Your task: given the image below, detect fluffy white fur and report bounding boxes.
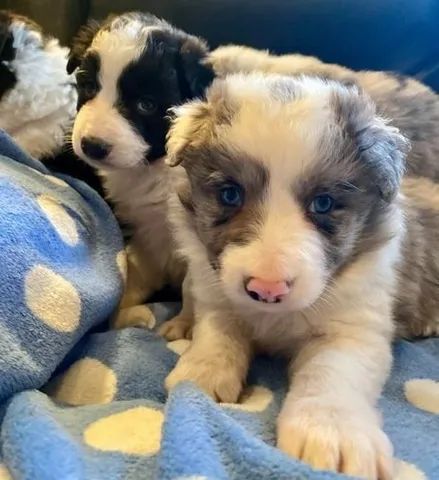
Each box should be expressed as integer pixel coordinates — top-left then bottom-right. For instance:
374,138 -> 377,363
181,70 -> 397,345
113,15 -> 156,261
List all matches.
165,74 -> 405,479
0,18 -> 76,159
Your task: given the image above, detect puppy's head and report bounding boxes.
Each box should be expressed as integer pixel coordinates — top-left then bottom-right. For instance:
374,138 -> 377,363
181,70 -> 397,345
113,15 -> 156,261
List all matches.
168,74 -> 408,313
68,12 -> 213,170
0,10 -> 66,100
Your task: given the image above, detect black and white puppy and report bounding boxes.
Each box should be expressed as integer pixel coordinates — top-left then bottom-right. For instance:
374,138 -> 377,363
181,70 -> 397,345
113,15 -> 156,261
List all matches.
0,11 -> 104,194
67,12 -> 214,331
0,10 -> 76,159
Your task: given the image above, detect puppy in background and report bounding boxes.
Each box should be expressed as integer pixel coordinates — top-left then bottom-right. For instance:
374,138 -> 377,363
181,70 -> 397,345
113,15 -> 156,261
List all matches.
67,12 -> 439,337
165,73 -> 439,478
0,11 -> 76,160
207,45 -> 439,188
0,11 -> 106,194
67,12 -> 213,333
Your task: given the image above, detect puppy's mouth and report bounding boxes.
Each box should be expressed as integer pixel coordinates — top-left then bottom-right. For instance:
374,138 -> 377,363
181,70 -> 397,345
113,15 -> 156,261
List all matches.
78,151 -> 146,171
235,291 -> 318,316
237,294 -> 294,314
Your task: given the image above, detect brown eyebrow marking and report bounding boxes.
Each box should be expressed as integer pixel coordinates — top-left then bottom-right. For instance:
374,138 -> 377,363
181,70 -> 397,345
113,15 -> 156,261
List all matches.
178,142 -> 269,266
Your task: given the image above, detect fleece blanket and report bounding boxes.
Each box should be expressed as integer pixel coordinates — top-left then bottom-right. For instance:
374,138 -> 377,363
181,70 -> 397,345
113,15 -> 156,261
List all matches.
0,132 -> 438,480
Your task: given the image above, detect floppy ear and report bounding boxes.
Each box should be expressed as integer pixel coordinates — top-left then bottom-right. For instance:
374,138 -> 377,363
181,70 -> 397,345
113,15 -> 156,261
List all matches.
357,118 -> 409,202
177,34 -> 214,99
334,85 -> 409,202
67,20 -> 101,74
166,100 -> 212,167
167,78 -> 236,167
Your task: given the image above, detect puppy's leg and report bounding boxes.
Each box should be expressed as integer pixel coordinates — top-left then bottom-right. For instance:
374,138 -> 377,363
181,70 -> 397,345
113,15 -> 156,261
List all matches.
165,306 -> 251,403
277,317 -> 393,480
119,243 -> 160,308
112,244 -> 162,330
158,273 -> 194,340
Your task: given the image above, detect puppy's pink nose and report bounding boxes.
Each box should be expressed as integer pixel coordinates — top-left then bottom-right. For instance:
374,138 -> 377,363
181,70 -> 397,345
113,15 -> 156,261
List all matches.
245,278 -> 290,303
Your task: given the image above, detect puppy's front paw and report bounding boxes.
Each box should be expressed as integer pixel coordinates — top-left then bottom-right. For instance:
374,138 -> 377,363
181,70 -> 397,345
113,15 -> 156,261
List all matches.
112,305 -> 156,330
165,351 -> 243,403
158,315 -> 193,341
277,401 -> 393,480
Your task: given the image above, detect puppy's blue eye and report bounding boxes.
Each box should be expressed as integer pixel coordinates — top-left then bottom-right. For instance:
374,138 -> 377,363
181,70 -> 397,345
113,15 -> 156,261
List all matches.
219,184 -> 243,207
310,194 -> 334,214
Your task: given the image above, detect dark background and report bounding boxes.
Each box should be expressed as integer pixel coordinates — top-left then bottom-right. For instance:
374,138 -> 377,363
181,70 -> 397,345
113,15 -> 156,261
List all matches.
2,0 -> 439,90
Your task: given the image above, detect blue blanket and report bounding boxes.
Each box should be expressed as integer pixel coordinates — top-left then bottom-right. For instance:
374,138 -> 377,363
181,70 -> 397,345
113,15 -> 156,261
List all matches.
0,132 -> 437,480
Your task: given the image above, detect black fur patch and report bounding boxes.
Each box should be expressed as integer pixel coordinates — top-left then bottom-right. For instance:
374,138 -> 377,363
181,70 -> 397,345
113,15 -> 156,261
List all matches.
0,11 -> 16,99
76,52 -> 101,110
67,19 -> 101,75
116,27 -> 213,161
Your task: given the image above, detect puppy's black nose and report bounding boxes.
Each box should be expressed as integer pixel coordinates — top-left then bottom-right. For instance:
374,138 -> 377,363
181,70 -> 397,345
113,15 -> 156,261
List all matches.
81,137 -> 112,161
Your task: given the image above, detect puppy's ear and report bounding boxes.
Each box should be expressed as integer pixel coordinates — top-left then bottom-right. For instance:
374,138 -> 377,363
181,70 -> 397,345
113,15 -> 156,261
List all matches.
177,34 -> 214,99
67,20 -> 101,74
167,78 -> 236,167
334,85 -> 409,202
166,100 -> 212,167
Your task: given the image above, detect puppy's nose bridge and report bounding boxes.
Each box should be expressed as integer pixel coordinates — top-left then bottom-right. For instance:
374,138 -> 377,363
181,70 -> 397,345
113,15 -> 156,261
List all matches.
84,94 -> 115,119
258,214 -> 294,253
